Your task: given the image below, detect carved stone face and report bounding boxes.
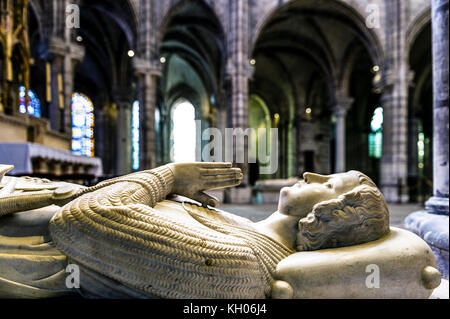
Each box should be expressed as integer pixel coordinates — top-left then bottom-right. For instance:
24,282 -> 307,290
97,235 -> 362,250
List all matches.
278,172 -> 361,218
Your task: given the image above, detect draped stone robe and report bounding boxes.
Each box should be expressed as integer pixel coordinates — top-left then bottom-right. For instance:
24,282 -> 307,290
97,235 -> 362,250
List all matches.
0,166 -> 292,298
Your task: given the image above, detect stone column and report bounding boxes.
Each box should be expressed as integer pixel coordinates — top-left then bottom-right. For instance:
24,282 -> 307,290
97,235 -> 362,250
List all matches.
408,117 -> 420,201
216,88 -> 228,133
295,119 -> 304,177
114,89 -> 132,175
41,0 -> 84,135
229,0 -> 249,129
226,0 -> 252,203
45,37 -> 85,134
295,93 -> 307,176
379,81 -> 410,203
48,54 -> 64,131
134,0 -> 160,170
229,0 -> 250,179
63,43 -> 85,135
287,121 -> 295,178
134,58 -> 161,170
95,109 -> 106,169
333,95 -> 354,173
380,0 -> 411,203
429,0 -> 449,211
405,0 -> 449,280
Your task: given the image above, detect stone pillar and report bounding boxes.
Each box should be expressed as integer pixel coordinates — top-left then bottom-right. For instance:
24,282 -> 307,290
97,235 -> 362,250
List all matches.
40,0 -> 84,135
0,0 -> 30,115
408,117 -> 420,201
45,37 -> 85,134
114,89 -> 132,175
295,119 -> 304,177
429,0 -> 449,210
48,54 -> 64,131
225,0 -> 252,203
380,0 -> 411,203
287,121 -> 294,178
379,82 -> 410,203
333,95 -> 354,173
63,43 -> 85,134
280,124 -> 286,178
405,0 -> 449,279
228,0 -> 250,180
295,93 -> 307,176
134,58 -> 161,170
229,0 -> 249,129
116,106 -> 132,174
216,88 -> 228,133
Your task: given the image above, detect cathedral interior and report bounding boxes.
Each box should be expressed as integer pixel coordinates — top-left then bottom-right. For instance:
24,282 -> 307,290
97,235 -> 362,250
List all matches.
0,0 -> 449,300
0,0 -> 441,205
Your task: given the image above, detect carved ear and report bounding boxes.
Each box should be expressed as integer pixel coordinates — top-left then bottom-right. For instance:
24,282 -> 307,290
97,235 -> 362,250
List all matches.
0,165 -> 14,182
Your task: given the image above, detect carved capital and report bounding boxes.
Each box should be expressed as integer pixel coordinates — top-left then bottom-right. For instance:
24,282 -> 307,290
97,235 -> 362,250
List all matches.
381,69 -> 397,92
112,87 -> 132,107
69,43 -> 85,64
133,58 -> 162,77
246,64 -> 255,80
225,58 -> 253,80
380,68 -> 415,92
43,37 -> 85,64
333,95 -> 354,117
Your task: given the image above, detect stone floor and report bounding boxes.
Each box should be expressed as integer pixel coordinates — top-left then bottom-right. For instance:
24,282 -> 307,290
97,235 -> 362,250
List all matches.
219,202 -> 449,299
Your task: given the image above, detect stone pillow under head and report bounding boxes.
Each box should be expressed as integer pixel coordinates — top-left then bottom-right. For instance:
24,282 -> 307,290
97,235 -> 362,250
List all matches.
273,227 -> 441,299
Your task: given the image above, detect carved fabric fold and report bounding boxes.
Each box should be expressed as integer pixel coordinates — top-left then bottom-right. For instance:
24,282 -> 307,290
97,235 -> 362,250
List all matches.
49,166 -> 292,298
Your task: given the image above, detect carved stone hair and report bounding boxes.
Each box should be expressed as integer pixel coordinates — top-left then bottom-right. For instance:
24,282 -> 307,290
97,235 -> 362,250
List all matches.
296,171 -> 390,251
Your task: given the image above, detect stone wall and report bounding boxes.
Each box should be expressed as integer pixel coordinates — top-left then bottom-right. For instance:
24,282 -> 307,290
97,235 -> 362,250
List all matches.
0,113 -> 70,151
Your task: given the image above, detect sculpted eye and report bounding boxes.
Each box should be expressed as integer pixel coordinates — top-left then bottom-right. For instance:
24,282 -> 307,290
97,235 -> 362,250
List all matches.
325,182 -> 333,189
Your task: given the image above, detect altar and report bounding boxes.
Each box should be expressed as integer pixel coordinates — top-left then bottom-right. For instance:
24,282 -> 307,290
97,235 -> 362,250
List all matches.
0,143 -> 103,185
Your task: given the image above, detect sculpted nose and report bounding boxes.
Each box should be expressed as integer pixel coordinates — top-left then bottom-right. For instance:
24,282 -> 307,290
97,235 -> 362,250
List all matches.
303,172 -> 329,184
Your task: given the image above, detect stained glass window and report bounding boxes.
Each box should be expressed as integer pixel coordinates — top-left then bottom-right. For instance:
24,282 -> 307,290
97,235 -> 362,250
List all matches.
418,132 -> 425,170
369,107 -> 383,159
19,86 -> 41,117
155,107 -> 162,163
171,101 -> 196,163
72,93 -> 95,157
132,100 -> 140,170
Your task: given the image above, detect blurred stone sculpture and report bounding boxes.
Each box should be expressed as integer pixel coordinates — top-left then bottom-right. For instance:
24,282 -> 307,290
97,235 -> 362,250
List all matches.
0,163 -> 441,299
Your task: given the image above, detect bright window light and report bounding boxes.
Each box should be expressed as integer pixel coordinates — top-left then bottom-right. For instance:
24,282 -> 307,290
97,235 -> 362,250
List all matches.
132,101 -> 140,170
72,92 -> 95,157
369,107 -> 383,159
172,101 -> 196,163
19,86 -> 41,117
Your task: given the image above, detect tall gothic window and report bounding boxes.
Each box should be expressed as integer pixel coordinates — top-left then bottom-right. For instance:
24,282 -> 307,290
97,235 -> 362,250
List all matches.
19,86 -> 41,117
155,107 -> 162,163
72,92 -> 94,157
132,100 -> 140,170
171,100 -> 196,163
417,131 -> 425,170
369,107 -> 383,159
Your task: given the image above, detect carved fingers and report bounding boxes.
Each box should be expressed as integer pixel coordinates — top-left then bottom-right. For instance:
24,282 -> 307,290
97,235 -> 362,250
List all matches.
198,162 -> 233,169
199,167 -> 243,190
170,162 -> 242,206
190,191 -> 220,207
